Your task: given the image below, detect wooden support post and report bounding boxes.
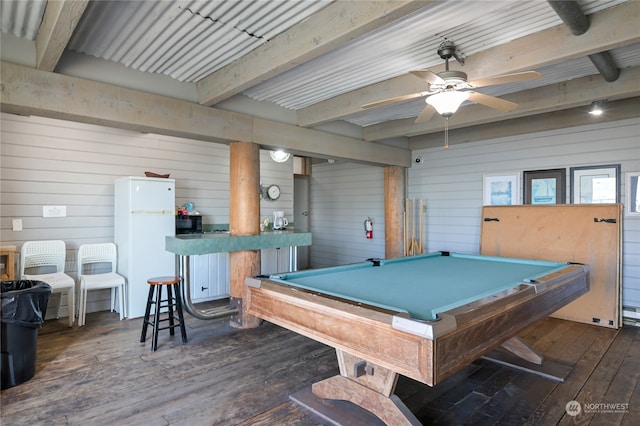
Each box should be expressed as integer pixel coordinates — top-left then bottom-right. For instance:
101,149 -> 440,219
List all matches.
384,166 -> 406,259
229,141 -> 262,329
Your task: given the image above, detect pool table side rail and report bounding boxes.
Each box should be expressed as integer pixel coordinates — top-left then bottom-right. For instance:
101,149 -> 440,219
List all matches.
245,277 -> 437,384
435,264 -> 590,329
434,264 -> 590,382
245,263 -> 589,386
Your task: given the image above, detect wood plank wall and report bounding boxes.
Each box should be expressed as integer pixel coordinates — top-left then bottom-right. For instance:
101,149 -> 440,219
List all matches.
408,117 -> 640,309
309,161 -> 386,268
0,112 -> 293,318
2,113 -> 638,312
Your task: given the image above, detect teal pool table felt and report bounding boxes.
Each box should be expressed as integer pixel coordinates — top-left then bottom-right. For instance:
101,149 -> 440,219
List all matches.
270,252 -> 570,321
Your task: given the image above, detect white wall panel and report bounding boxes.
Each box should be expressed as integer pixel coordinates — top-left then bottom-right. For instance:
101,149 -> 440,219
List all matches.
0,112 -> 292,319
259,150 -> 294,223
409,118 -> 640,309
309,161 -> 385,269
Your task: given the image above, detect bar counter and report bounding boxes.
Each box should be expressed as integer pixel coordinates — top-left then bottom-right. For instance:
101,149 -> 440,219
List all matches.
165,229 -> 312,320
165,229 -> 312,256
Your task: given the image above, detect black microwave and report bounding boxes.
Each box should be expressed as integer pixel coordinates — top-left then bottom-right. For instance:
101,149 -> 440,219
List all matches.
176,214 -> 203,234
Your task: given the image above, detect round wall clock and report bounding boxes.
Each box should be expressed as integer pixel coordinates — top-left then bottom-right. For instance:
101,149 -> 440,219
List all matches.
267,184 -> 281,200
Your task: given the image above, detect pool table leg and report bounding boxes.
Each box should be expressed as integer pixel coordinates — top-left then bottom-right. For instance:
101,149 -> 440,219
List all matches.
501,336 -> 543,365
312,349 -> 421,426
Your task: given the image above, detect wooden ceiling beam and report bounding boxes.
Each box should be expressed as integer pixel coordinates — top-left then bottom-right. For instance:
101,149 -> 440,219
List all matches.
252,117 -> 410,167
297,1 -> 640,127
0,61 -> 410,167
409,97 -> 640,150
195,1 -> 430,107
35,0 -> 89,72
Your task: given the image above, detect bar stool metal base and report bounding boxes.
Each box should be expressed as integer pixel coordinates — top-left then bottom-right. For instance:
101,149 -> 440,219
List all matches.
140,276 -> 188,351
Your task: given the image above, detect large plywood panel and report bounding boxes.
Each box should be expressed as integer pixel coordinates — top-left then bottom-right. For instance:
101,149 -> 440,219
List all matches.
480,204 -> 622,328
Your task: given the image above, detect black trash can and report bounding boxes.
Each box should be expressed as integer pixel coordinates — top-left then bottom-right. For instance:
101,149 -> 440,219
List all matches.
1,280 -> 52,390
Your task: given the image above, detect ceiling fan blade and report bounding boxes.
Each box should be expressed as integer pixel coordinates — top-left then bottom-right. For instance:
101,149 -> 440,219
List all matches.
410,69 -> 446,85
467,91 -> 518,112
362,92 -> 427,109
414,104 -> 436,123
469,71 -> 541,88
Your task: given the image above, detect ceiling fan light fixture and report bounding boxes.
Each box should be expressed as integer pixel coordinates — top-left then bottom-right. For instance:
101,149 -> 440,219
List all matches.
589,100 -> 607,116
269,150 -> 291,163
426,91 -> 469,117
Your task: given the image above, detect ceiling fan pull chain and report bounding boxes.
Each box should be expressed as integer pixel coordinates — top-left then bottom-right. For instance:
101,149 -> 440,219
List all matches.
444,117 -> 449,150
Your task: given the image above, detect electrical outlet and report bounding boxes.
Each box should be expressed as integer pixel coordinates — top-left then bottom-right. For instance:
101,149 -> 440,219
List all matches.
12,219 -> 23,231
43,206 -> 66,218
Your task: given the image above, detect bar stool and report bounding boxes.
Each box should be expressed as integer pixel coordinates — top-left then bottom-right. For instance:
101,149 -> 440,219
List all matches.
140,276 -> 188,352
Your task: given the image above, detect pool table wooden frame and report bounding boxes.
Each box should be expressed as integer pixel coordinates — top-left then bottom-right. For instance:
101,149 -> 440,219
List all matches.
245,253 -> 589,425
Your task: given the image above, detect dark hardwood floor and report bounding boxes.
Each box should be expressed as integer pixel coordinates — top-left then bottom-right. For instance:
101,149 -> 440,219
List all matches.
1,301 -> 638,425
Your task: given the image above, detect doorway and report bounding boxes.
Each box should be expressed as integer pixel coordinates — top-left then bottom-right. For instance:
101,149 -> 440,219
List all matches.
293,175 -> 310,270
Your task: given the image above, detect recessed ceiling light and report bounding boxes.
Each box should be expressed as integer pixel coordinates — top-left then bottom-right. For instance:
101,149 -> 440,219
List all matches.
589,100 -> 607,116
270,150 -> 290,163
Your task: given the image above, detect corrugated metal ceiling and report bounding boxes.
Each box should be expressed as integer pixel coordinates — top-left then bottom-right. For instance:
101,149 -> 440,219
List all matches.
244,1 -> 558,107
67,0 -> 333,83
0,0 -> 635,129
0,0 -> 46,40
243,0 -> 629,111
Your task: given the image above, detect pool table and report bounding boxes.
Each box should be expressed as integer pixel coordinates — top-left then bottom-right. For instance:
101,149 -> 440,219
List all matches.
245,251 -> 589,425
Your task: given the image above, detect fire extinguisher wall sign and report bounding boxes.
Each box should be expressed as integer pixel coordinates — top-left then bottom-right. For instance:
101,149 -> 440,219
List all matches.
364,217 -> 373,239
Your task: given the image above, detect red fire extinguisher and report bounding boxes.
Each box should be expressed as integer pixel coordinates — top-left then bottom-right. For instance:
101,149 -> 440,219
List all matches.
364,217 -> 373,239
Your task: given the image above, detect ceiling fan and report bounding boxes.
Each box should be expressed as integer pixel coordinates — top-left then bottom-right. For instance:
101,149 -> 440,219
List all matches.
363,41 -> 542,123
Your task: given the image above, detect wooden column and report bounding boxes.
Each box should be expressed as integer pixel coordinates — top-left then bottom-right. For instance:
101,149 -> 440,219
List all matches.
384,166 -> 406,259
229,141 -> 262,329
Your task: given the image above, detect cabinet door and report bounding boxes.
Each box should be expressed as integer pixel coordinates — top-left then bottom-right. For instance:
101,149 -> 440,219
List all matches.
277,248 -> 291,273
208,253 -> 230,299
190,255 -> 210,300
261,248 -> 291,275
261,249 -> 275,275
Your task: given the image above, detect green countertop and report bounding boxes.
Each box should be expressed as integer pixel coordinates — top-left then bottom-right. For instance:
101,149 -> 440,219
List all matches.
165,229 -> 312,256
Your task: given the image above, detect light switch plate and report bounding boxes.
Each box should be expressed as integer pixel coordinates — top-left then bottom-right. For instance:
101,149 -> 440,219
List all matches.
43,206 -> 67,218
12,219 -> 23,231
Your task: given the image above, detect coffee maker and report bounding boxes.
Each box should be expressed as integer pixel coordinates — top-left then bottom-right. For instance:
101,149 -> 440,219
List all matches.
273,211 -> 289,230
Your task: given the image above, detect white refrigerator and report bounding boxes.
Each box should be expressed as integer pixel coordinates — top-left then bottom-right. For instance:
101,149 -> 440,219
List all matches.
114,176 -> 176,318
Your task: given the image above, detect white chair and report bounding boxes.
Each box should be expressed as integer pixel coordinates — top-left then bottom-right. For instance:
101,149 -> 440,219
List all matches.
77,243 -> 126,327
20,240 -> 75,327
